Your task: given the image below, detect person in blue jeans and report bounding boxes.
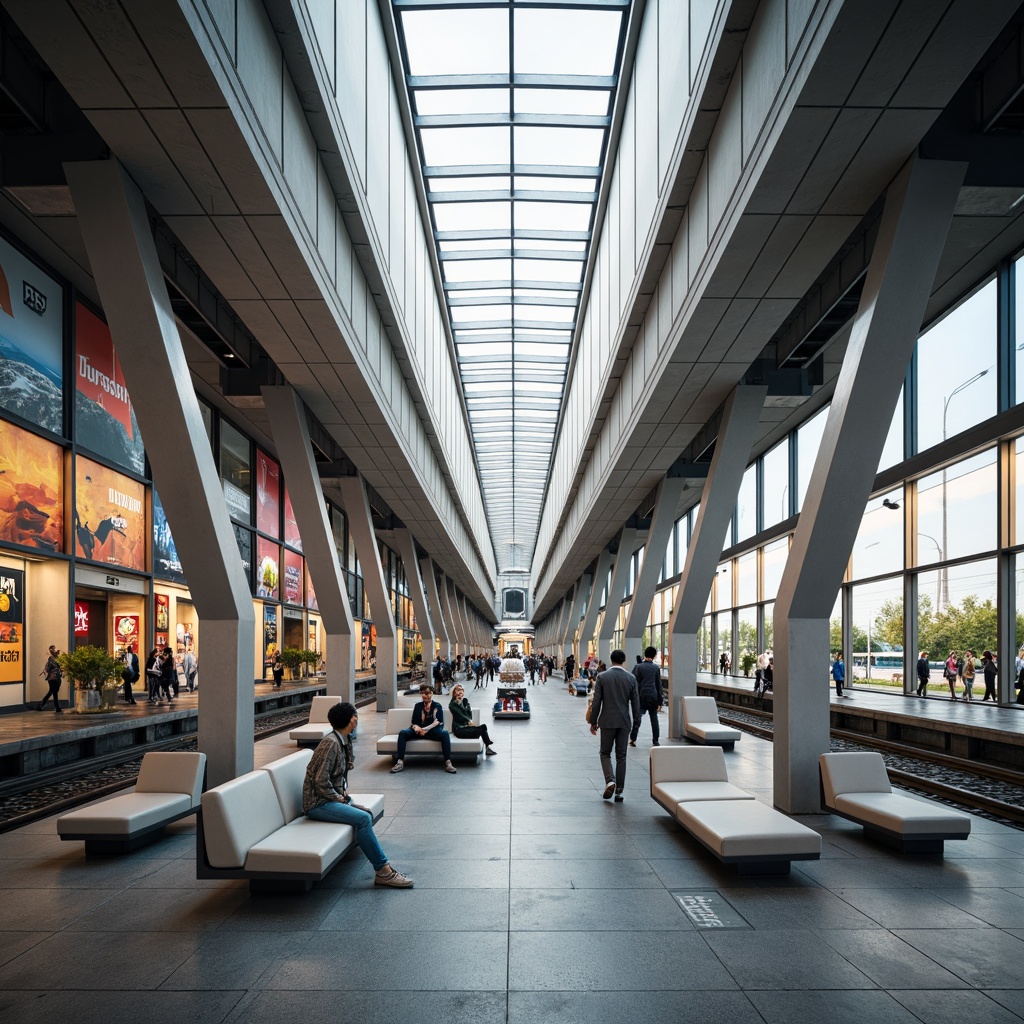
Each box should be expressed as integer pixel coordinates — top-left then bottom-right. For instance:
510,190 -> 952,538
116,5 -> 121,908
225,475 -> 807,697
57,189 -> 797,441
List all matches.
302,701 -> 413,888
832,652 -> 847,698
390,683 -> 458,774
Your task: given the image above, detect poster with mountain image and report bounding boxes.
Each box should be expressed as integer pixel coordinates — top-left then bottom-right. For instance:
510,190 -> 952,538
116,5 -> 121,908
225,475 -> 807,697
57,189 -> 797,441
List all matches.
0,236 -> 63,435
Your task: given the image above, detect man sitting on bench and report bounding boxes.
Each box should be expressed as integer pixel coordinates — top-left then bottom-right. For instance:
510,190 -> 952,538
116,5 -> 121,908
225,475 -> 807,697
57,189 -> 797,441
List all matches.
390,684 -> 458,774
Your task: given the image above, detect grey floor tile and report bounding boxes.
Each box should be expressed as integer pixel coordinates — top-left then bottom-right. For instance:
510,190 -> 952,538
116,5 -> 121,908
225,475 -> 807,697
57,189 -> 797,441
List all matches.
128,857 -> 249,891
509,888 -> 692,931
703,928 -> 875,989
508,931 -> 736,990
509,858 -> 665,889
64,885 -> 249,932
0,855 -> 172,890
815,928 -> 969,989
266,932 -> 508,990
0,932 -> 49,968
241,990 -> 508,1024
376,834 -> 510,861
987,991 -> 1024,1018
0,989 -> 243,1024
749,989 -> 922,1023
891,989 -> 1024,1023
927,886 -> 1024,927
893,928 -> 1024,988
217,888 -> 342,930
510,815 -> 626,835
510,833 -> 641,860
320,887 -> 509,931
507,990 -> 763,1024
717,888 -> 880,930
0,887 -> 117,931
160,930 -> 312,990
832,887 -> 991,929
382,815 -> 511,835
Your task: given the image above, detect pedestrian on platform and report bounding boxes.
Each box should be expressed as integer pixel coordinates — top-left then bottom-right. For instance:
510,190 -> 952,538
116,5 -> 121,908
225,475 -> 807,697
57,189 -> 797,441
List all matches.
916,650 -> 930,697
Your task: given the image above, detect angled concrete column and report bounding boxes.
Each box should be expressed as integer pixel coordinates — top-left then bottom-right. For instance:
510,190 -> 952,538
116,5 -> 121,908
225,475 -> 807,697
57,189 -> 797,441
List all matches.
459,594 -> 474,651
562,578 -> 588,662
66,159 -> 255,787
598,527 -> 638,664
668,385 -> 768,736
447,578 -> 467,655
625,476 -> 686,656
439,575 -> 459,657
338,476 -> 397,712
553,595 -> 572,657
262,386 -> 355,702
421,557 -> 449,659
578,549 -> 612,664
774,157 -> 965,812
394,529 -> 434,669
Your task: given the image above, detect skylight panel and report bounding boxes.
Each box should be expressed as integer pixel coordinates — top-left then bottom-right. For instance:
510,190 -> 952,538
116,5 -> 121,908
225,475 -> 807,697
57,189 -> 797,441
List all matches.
429,176 -> 511,194
512,259 -> 583,283
433,202 -> 511,233
401,8 -> 509,76
514,176 -> 598,193
513,126 -> 605,167
514,202 -> 592,233
515,89 -> 612,117
415,88 -> 511,117
442,259 -> 512,281
420,127 -> 510,167
513,9 -> 623,76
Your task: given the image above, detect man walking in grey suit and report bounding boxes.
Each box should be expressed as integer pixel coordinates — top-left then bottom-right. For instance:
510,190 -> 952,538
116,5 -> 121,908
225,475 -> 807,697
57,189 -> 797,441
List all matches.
589,649 -> 641,802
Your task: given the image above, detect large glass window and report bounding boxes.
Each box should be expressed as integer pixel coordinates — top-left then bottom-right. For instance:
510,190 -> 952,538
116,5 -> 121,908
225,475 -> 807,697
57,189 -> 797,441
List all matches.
851,576 -> 906,688
736,551 -> 757,606
796,406 -> 828,511
737,608 -> 756,674
917,449 -> 997,567
220,419 -> 251,524
716,610 -> 732,672
763,537 -> 789,600
851,489 -> 904,580
736,464 -> 757,542
762,439 -> 790,529
916,280 -> 997,452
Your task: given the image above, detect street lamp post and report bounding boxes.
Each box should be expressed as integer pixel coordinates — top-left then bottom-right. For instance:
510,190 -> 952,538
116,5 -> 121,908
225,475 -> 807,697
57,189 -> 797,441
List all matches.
940,369 -> 989,609
919,532 -> 943,610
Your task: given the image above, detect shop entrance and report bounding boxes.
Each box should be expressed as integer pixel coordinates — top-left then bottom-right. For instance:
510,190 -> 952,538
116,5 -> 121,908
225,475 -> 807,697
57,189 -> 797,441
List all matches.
74,588 -> 108,650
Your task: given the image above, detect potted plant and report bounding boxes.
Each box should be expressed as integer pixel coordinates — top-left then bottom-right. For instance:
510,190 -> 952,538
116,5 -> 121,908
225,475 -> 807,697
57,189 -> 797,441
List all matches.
740,651 -> 756,677
59,645 -> 124,713
301,649 -> 322,675
280,647 -> 306,680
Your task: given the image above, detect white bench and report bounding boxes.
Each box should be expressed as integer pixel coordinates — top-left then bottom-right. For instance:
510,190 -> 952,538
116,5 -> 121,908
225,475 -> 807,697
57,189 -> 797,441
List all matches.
376,707 -> 484,764
649,745 -> 820,875
289,695 -> 341,747
819,751 -> 971,854
649,746 -> 754,814
196,749 -> 383,892
682,696 -> 742,749
57,751 -> 206,855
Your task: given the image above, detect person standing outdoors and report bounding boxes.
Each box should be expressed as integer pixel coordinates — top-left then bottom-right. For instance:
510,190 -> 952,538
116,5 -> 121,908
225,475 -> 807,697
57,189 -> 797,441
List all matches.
832,652 -> 846,699
37,645 -> 63,713
944,650 -> 959,700
589,649 -> 640,802
981,650 -> 997,702
629,646 -> 662,748
915,650 -> 930,697
121,646 -> 139,705
961,650 -> 976,702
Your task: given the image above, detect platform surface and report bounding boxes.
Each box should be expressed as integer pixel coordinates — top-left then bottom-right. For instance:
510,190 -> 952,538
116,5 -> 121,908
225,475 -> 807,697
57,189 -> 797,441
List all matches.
0,676 -> 1022,1024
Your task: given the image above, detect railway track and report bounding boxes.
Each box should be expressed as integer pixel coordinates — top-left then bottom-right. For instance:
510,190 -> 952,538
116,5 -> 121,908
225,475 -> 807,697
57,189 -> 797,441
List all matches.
715,702 -> 1024,829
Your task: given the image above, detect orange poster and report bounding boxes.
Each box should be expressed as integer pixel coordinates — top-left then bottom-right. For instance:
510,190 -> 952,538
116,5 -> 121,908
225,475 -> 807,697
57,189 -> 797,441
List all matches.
0,420 -> 63,553
74,455 -> 146,570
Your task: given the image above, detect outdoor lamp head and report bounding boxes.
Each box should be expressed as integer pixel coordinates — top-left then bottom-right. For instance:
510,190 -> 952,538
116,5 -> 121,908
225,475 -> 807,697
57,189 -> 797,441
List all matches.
882,498 -> 900,510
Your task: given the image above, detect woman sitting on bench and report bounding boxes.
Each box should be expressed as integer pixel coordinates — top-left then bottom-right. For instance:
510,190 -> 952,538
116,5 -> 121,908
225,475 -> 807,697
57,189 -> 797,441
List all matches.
448,683 -> 497,756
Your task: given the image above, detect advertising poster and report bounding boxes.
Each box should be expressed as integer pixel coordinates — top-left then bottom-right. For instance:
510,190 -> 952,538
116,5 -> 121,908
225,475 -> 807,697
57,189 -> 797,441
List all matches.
153,490 -> 185,583
74,601 -> 89,638
256,536 -> 279,599
263,603 -> 278,670
306,569 -> 318,611
283,548 -> 303,605
114,613 -> 139,653
0,565 -> 24,684
234,524 -> 253,593
0,235 -> 64,435
75,302 -> 145,475
255,449 -> 280,537
283,486 -> 302,550
155,592 -> 169,634
0,419 -> 63,553
74,456 -> 146,570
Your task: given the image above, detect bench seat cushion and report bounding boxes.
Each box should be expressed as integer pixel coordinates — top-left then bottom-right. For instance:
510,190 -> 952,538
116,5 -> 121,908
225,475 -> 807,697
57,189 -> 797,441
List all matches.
652,781 -> 753,812
289,723 -> 332,742
675,799 -> 822,859
686,724 -> 743,743
245,818 -> 355,874
346,793 -> 385,821
834,792 -> 971,837
376,734 -> 483,756
57,793 -> 192,836
202,771 -> 286,868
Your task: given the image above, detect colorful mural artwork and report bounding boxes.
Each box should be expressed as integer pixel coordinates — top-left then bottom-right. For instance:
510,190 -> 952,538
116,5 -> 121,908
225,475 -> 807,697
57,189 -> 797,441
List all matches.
0,420 -> 63,553
73,455 -> 145,570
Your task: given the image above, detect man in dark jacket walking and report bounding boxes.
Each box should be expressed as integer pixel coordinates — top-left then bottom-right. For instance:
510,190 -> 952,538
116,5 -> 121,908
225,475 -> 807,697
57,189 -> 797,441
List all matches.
629,646 -> 663,747
37,645 -> 63,713
589,649 -> 640,801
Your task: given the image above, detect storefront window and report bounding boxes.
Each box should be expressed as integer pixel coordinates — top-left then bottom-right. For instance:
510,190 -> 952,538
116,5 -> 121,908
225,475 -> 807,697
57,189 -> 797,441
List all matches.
220,420 -> 251,523
916,279 -> 997,453
256,536 -> 280,600
153,490 -> 184,583
283,549 -> 303,605
233,524 -> 253,593
851,489 -> 903,580
255,450 -> 281,537
762,438 -> 789,529
917,449 -> 997,565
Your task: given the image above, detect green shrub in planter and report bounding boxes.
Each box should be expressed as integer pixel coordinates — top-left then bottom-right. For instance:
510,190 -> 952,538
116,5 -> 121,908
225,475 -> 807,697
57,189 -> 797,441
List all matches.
740,651 -> 756,677
58,645 -> 124,714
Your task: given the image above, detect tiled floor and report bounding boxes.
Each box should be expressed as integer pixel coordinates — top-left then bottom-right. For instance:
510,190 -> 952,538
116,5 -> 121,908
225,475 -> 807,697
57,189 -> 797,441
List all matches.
1,680 -> 1022,1023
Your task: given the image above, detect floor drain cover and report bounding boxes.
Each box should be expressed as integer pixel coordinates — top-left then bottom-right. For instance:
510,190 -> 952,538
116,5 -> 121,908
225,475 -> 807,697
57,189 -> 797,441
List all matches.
671,890 -> 751,929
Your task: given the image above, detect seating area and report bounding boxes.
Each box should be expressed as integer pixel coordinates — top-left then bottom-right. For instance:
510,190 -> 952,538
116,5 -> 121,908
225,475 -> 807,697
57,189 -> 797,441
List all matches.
197,749 -> 384,891
819,750 -> 972,853
288,694 -> 341,747
56,751 -> 206,855
650,745 -> 821,874
375,706 -> 485,763
681,695 -> 743,748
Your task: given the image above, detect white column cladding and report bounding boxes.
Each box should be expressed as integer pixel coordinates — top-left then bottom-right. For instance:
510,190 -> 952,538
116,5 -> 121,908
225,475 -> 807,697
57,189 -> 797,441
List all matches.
774,157 -> 966,813
394,528 -> 434,672
597,527 -> 638,665
439,573 -> 459,659
338,475 -> 397,712
262,386 -> 355,702
421,557 -> 449,659
578,548 -> 612,664
624,476 -> 686,657
667,385 -> 767,738
65,159 -> 255,787
562,577 -> 588,662
446,577 -> 468,656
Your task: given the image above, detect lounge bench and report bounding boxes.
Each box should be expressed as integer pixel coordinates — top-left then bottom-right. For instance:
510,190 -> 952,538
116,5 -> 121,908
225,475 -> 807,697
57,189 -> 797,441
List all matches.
197,749 -> 383,892
819,751 -> 971,854
649,746 -> 820,875
682,696 -> 742,749
289,695 -> 341,747
376,707 -> 484,763
649,746 -> 755,814
57,751 -> 206,855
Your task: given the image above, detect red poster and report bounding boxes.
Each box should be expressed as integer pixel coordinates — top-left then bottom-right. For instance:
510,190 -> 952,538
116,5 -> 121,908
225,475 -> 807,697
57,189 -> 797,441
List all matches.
283,549 -> 303,605
283,486 -> 302,550
75,302 -> 135,440
74,601 -> 89,636
113,614 -> 139,652
256,450 -> 280,538
155,593 -> 169,632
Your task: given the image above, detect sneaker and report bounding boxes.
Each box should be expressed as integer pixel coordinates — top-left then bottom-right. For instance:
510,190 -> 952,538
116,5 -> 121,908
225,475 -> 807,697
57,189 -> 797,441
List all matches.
485,747 -> 497,756
389,760 -> 405,774
614,791 -> 624,802
602,780 -> 615,800
444,761 -> 458,774
374,866 -> 414,888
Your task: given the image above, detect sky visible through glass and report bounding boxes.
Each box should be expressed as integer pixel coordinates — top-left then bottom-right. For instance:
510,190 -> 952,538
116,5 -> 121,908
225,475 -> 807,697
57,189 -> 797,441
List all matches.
393,0 -> 630,574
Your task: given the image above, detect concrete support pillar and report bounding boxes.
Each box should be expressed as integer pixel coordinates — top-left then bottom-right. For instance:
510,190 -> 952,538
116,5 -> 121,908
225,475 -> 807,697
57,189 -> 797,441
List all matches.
262,386 -> 355,702
446,578 -> 467,656
439,575 -> 459,658
394,529 -> 434,671
668,385 -> 768,737
578,549 -> 612,664
66,159 -> 254,787
421,557 -> 449,659
773,157 -> 965,812
598,527 -> 638,664
562,578 -> 588,662
338,476 -> 397,712
625,476 -> 686,657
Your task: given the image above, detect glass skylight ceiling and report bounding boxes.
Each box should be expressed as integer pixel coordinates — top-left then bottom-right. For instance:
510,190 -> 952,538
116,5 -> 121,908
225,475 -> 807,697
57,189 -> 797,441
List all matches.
393,0 -> 630,575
